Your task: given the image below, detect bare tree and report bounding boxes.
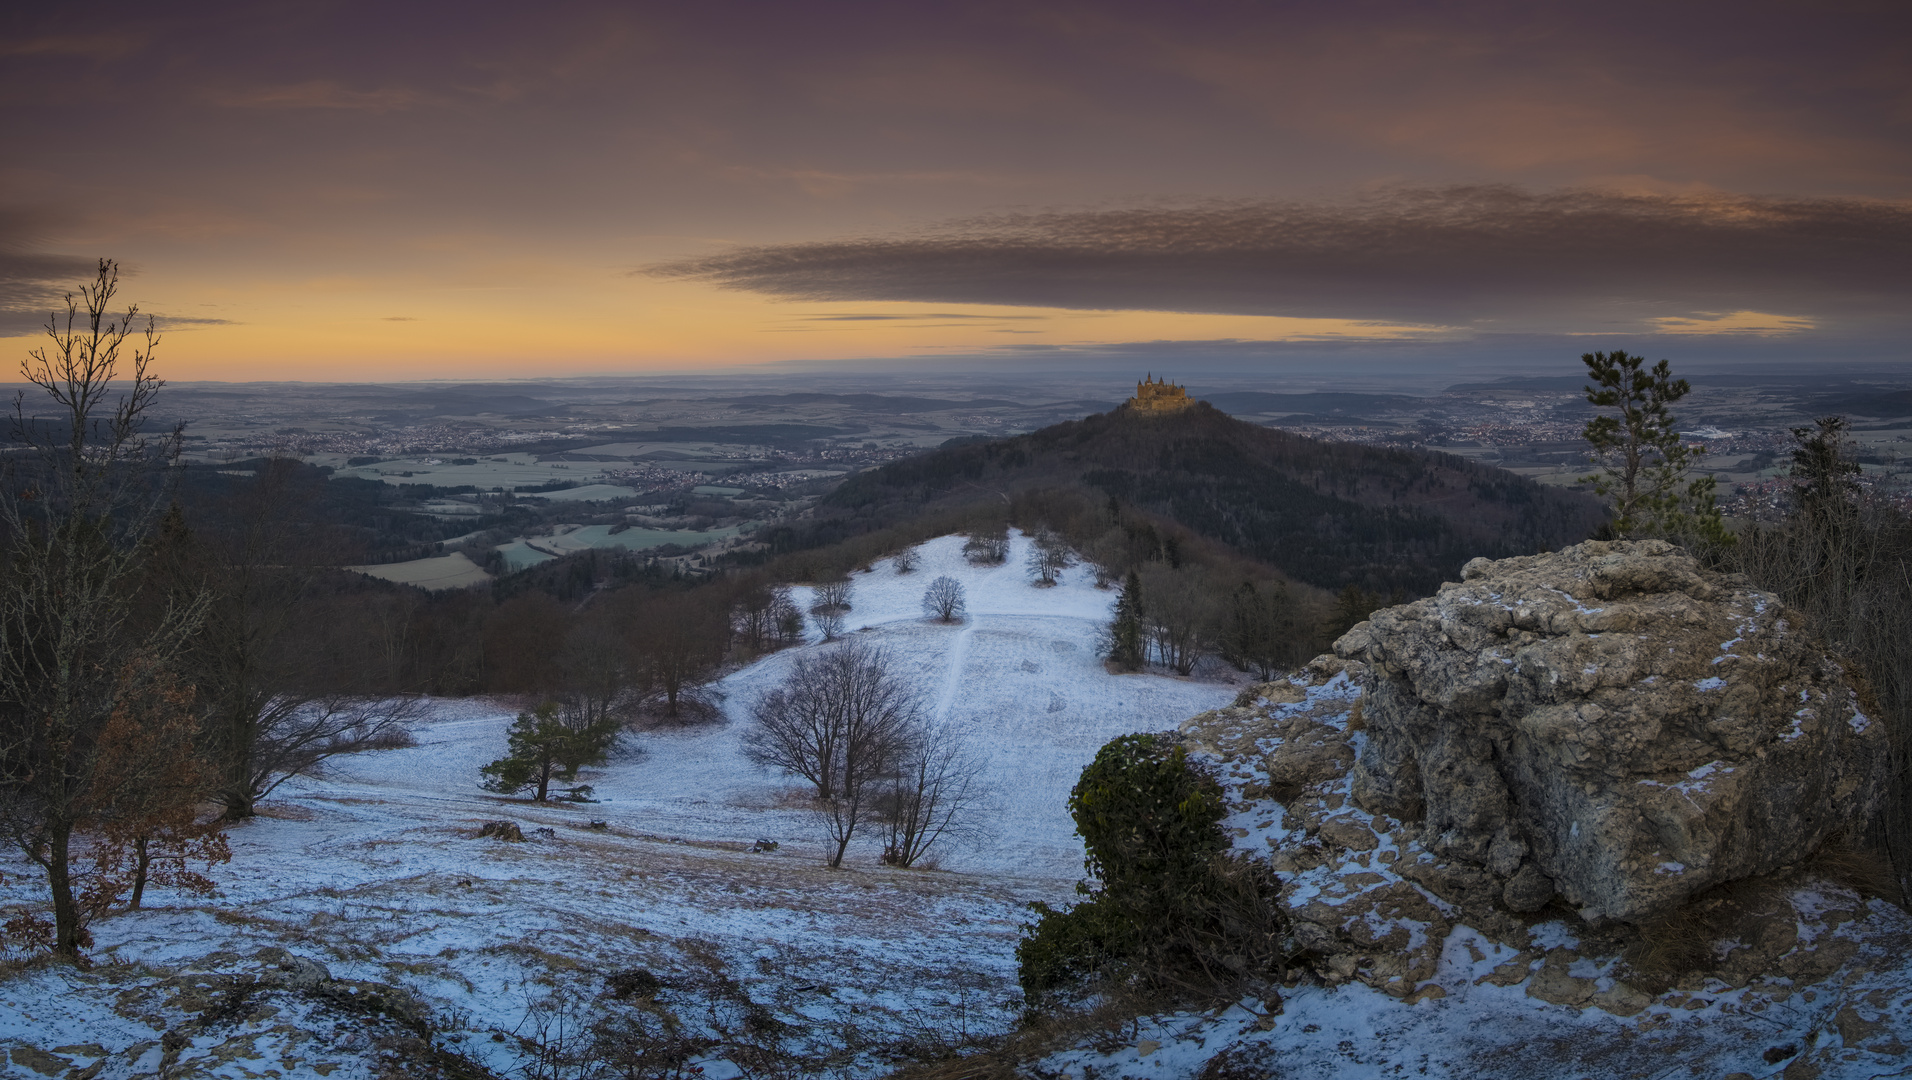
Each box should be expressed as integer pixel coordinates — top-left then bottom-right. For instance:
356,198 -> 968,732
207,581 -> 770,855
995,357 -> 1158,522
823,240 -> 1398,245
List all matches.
812,577 -> 852,613
810,577 -> 852,641
962,525 -> 1008,566
159,457 -> 413,820
623,590 -> 727,721
554,614 -> 628,733
879,726 -> 983,868
1140,564 -> 1216,676
213,695 -> 423,817
922,576 -> 967,622
812,605 -> 846,641
0,260 -> 206,958
770,585 -> 804,645
1026,527 -> 1072,586
743,640 -> 921,867
892,548 -> 918,574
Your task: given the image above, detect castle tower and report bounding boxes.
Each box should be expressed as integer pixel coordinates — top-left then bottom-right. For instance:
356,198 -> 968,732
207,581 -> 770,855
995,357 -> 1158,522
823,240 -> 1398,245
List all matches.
1127,373 -> 1192,413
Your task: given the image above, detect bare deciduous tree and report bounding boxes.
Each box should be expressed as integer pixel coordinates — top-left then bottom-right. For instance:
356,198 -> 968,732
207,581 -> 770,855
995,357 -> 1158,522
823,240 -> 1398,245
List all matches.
879,726 -> 983,868
922,576 -> 967,622
0,261 -> 206,958
891,548 -> 918,574
1140,564 -> 1216,676
743,640 -> 921,867
812,605 -> 846,641
161,457 -> 412,820
962,525 -> 1008,566
1026,528 -> 1072,586
555,614 -> 628,733
623,590 -> 727,721
812,577 -> 852,613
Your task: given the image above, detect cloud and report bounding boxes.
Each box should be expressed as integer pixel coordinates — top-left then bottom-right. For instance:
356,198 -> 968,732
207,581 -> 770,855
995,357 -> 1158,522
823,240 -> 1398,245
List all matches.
647,186 -> 1912,332
1648,310 -> 1816,336
0,209 -> 101,336
212,80 -> 437,113
794,311 -> 1045,322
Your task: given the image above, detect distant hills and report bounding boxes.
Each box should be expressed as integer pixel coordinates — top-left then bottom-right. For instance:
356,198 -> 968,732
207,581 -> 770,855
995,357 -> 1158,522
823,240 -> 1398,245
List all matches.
825,402 -> 1605,595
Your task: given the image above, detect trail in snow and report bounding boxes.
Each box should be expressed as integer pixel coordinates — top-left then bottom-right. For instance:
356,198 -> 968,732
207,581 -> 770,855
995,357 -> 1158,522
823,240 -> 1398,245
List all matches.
934,621 -> 977,725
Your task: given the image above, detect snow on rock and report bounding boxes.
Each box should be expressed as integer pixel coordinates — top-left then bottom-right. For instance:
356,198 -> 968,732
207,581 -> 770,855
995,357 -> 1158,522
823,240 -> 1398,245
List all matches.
1157,648 -> 1912,1079
1334,539 -> 1886,924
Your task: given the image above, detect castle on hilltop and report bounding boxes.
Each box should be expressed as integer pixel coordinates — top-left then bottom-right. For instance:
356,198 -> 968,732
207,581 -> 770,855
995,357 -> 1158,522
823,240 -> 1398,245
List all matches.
1127,374 -> 1192,413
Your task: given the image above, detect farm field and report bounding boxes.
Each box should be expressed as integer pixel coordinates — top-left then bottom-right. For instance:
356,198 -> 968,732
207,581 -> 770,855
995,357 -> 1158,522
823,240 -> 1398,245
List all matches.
348,551 -> 493,591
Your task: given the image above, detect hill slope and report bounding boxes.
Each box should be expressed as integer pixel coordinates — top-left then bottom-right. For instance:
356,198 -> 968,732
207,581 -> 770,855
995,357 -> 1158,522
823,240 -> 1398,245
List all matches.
827,403 -> 1605,595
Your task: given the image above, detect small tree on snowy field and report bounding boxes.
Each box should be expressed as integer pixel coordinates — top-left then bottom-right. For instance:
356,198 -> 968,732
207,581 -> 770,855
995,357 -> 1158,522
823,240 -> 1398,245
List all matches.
1027,528 -> 1072,587
892,548 -> 918,574
742,640 -> 921,867
812,605 -> 846,641
922,576 -> 967,622
480,701 -> 620,802
79,669 -> 229,916
879,727 -> 983,868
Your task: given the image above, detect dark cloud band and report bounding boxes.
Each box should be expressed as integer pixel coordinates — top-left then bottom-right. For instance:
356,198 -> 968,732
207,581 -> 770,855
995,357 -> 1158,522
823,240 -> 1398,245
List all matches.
647,187 -> 1912,327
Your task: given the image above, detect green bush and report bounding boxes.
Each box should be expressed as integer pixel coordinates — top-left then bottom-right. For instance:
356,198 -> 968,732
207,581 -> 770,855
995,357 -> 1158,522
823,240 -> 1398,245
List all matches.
1017,733 -> 1282,1000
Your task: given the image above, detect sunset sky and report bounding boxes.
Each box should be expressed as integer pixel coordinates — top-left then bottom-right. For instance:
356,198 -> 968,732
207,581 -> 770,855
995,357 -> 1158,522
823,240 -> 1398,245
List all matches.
2,1 -> 1907,381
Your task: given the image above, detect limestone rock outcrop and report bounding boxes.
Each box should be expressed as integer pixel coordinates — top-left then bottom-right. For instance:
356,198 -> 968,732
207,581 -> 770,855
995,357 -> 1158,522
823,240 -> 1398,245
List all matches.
1333,539 -> 1886,923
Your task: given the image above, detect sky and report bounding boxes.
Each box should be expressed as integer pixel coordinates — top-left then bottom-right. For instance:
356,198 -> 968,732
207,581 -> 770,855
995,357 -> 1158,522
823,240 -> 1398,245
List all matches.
1,1 -> 1907,382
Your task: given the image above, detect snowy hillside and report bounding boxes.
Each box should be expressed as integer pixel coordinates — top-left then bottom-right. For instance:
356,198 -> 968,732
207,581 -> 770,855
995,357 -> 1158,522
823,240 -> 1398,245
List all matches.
0,531 -> 1241,1077
8,530 -> 1904,1079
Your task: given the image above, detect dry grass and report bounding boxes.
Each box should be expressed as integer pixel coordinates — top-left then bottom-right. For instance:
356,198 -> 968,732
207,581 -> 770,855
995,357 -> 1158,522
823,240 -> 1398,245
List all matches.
883,986 -> 1178,1080
1808,841 -> 1900,900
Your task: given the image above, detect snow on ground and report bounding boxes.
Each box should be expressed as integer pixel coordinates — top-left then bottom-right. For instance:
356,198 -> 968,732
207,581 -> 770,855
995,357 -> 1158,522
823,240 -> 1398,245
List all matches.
0,531 -> 1241,1077
11,530 -> 1902,1078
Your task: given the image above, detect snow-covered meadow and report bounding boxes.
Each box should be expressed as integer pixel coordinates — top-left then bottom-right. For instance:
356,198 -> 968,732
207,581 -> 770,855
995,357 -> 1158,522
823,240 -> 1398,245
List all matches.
0,531 -> 1243,1076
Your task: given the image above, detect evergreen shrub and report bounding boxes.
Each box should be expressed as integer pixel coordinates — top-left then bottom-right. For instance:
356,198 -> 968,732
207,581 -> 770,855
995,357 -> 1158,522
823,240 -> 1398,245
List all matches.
1017,733 -> 1284,1001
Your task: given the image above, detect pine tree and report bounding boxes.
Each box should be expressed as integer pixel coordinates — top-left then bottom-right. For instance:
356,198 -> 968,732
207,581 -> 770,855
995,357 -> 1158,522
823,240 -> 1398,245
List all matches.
480,701 -> 620,802
1579,350 -> 1729,545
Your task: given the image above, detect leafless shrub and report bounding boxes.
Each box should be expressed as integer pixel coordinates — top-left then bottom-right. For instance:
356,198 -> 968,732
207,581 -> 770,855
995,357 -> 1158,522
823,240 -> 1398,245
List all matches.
893,548 -> 919,574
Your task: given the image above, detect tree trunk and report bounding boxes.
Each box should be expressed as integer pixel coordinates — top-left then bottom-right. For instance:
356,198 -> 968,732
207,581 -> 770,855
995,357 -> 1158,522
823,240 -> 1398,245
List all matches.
131,834 -> 151,910
220,787 -> 257,821
534,759 -> 552,802
47,824 -> 83,959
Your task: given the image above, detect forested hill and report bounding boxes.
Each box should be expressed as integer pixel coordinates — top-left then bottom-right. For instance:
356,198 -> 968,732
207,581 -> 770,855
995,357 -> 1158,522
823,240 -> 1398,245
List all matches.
826,402 -> 1606,595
